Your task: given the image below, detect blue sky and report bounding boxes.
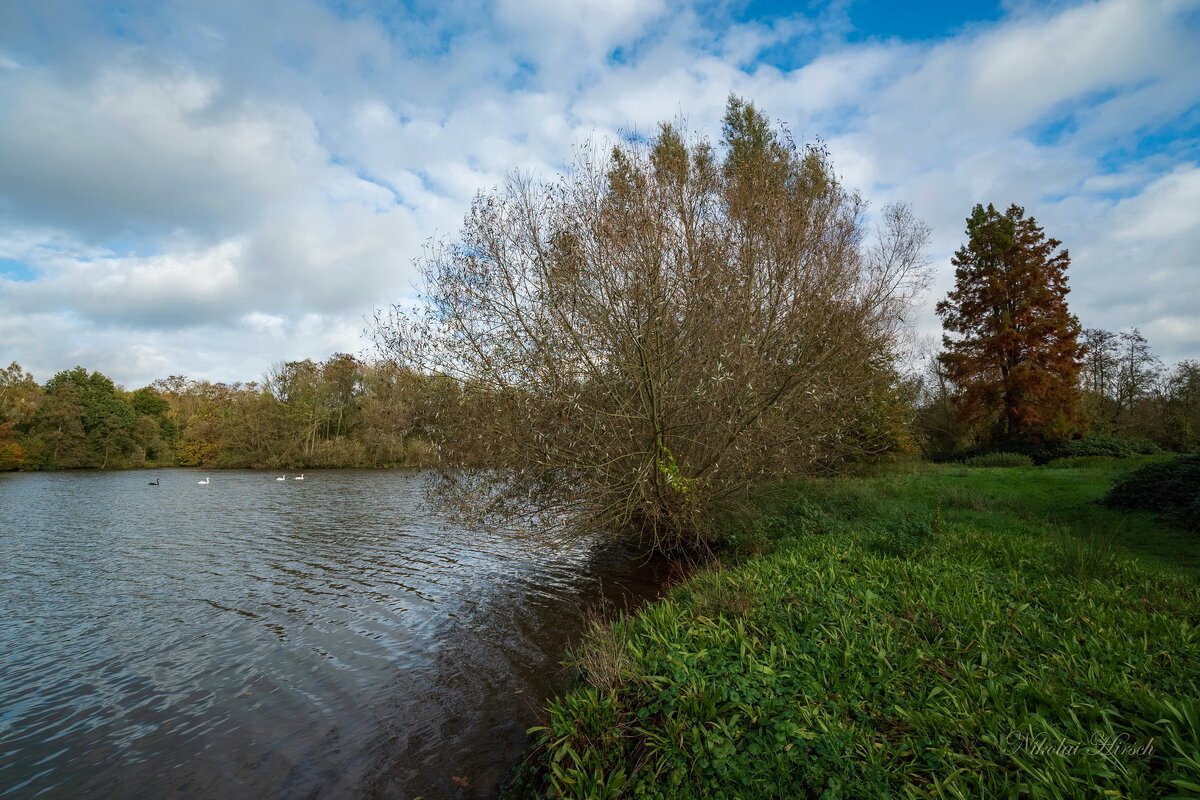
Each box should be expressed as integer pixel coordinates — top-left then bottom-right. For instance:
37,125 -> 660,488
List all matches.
740,0 -> 1004,43
1,0 -> 1198,387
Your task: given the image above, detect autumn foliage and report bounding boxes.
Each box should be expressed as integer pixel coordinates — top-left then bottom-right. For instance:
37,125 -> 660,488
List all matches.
376,98 -> 931,550
937,203 -> 1085,444
0,422 -> 27,470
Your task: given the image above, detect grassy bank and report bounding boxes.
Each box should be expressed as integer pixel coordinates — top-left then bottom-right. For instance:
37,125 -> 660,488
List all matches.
506,458 -> 1200,799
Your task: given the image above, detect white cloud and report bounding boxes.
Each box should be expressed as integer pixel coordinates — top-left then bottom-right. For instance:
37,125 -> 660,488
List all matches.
1108,165 -> 1200,241
1067,164 -> 1200,362
493,0 -> 669,71
0,0 -> 1197,388
969,0 -> 1175,126
0,65 -> 327,239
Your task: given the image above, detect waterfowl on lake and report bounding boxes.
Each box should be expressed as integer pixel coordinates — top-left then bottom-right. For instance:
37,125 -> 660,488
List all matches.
276,476 -> 286,481
148,478 -> 159,485
294,474 -> 304,480
198,476 -> 210,485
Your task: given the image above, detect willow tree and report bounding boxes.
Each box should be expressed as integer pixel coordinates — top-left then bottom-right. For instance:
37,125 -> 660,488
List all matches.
376,97 -> 929,550
936,203 -> 1084,444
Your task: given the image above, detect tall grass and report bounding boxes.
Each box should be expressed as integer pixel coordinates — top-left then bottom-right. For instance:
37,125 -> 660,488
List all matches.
964,451 -> 1034,468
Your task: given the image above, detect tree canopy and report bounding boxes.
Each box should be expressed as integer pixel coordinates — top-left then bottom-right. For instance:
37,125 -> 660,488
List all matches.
376,97 -> 930,550
0,357 -> 440,471
936,203 -> 1084,444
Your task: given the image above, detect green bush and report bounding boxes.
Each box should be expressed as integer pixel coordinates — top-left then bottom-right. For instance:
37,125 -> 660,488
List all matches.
1105,455 -> 1200,530
306,436 -> 369,468
1036,435 -> 1162,464
964,451 -> 1033,468
938,436 -> 1165,466
1043,455 -> 1122,469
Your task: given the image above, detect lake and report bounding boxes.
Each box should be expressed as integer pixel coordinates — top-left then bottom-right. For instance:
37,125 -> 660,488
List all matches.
0,469 -> 665,799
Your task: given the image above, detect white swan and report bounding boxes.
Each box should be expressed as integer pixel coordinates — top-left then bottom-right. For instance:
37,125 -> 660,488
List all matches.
276,475 -> 286,481
198,476 -> 210,485
294,474 -> 305,481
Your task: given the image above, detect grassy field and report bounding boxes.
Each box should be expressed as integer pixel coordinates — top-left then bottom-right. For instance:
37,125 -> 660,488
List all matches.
506,458 -> 1200,799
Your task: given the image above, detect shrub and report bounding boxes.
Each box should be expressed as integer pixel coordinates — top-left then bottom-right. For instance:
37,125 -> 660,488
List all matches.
374,98 -> 931,552
0,422 -> 27,470
402,438 -> 439,467
1105,455 -> 1200,530
964,451 -> 1033,468
1043,455 -> 1122,469
1036,435 -> 1162,464
0,440 -> 28,470
721,516 -> 778,558
307,436 -> 368,468
940,436 -> 1164,466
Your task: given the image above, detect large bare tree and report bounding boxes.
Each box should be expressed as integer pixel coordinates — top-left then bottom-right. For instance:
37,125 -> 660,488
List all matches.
375,98 -> 929,550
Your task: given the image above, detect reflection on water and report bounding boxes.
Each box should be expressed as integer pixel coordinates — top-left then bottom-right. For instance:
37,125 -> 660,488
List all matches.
0,469 -> 665,799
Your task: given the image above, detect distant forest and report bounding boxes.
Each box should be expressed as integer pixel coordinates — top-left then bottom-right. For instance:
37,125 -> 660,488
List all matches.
0,355 -> 451,471
916,327 -> 1200,456
0,327 -> 1197,472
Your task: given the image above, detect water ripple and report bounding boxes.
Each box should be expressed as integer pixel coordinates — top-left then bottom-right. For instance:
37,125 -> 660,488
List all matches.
0,469 -> 664,799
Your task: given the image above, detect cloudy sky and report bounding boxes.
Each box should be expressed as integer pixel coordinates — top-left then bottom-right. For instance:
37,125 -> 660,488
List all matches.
1,0 -> 1198,388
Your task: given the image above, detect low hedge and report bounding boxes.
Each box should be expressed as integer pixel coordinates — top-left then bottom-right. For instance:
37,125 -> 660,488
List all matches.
1105,454 -> 1200,530
1043,455 -> 1122,469
934,436 -> 1164,466
1040,435 -> 1162,463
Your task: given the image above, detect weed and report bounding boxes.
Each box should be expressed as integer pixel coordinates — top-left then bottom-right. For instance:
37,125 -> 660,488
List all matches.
1052,525 -> 1125,581
964,451 -> 1034,468
867,514 -> 935,557
570,613 -> 639,695
935,484 -> 992,512
681,570 -> 756,619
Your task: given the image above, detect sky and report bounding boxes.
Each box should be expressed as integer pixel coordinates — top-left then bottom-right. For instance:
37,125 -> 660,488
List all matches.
1,0 -> 1198,388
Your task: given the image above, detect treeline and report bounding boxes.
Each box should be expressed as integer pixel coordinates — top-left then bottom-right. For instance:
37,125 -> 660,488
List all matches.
1079,328 -> 1200,449
916,327 -> 1200,456
2,325 -> 1194,474
0,355 -> 448,471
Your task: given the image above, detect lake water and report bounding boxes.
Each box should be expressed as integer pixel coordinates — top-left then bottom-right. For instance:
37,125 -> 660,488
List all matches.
0,469 -> 666,799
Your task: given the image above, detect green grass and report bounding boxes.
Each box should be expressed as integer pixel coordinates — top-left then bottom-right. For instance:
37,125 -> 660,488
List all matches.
963,451 -> 1034,468
506,459 -> 1200,799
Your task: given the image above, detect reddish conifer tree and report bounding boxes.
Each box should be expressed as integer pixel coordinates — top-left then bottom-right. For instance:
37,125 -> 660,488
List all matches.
936,203 -> 1085,443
